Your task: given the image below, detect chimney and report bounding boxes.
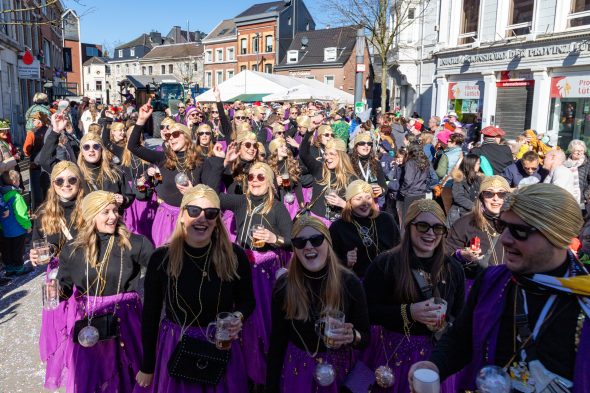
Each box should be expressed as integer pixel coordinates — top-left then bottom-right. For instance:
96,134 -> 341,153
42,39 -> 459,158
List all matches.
149,31 -> 162,44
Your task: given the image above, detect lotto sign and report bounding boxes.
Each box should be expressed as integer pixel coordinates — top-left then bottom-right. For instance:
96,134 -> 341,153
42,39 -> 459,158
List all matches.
550,76 -> 590,98
448,82 -> 481,100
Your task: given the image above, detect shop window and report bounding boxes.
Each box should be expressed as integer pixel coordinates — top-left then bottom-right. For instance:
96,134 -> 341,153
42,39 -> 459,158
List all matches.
568,0 -> 590,27
458,0 -> 480,44
506,0 -> 534,36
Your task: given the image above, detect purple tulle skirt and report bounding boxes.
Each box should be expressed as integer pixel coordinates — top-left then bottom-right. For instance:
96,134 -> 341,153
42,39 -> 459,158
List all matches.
360,326 -> 456,393
280,343 -> 353,392
63,290 -> 144,393
152,201 -> 180,247
221,210 -> 237,242
125,190 -> 158,242
283,197 -> 300,219
302,187 -> 313,204
141,318 -> 248,393
241,249 -> 285,384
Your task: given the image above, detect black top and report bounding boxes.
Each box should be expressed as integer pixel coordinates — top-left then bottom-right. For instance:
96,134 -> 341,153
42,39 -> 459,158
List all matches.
128,123 -> 224,206
330,212 -> 400,277
101,124 -> 124,162
32,199 -> 79,254
57,232 -> 154,298
471,142 -> 514,175
140,243 -> 255,373
38,131 -> 74,173
363,250 -> 465,336
355,155 -> 388,191
219,193 -> 292,250
266,268 -> 370,392
207,101 -> 231,142
430,260 -> 581,381
82,162 -> 135,208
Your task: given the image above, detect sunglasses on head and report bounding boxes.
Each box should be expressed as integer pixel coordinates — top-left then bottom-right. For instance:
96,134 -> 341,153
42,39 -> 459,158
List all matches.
292,234 -> 325,249
495,218 -> 538,241
185,205 -> 221,220
198,131 -> 212,136
248,173 -> 265,182
481,190 -> 508,200
235,116 -> 247,120
242,141 -> 257,149
163,131 -> 182,140
356,141 -> 370,147
82,143 -> 101,151
411,221 -> 447,235
53,176 -> 78,187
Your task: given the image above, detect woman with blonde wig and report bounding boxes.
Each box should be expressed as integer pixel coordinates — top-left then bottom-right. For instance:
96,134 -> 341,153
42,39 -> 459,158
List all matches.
266,216 -> 370,392
330,180 -> 400,278
102,121 -> 127,162
136,185 -> 255,392
222,130 -> 261,195
57,191 -> 154,393
128,101 -> 225,247
267,137 -> 304,218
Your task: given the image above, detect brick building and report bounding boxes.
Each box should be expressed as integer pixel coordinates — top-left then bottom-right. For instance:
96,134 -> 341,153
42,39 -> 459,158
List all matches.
202,19 -> 238,88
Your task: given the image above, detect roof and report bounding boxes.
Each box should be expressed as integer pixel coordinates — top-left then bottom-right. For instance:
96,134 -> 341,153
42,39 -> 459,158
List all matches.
82,56 -> 107,66
203,19 -> 237,42
116,32 -> 163,50
120,75 -> 181,89
275,26 -> 358,69
141,43 -> 203,60
234,1 -> 285,18
166,26 -> 204,44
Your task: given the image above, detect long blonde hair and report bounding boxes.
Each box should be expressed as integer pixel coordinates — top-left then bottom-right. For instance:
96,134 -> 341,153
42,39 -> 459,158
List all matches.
318,150 -> 356,191
109,122 -> 127,147
121,126 -> 147,167
78,134 -> 121,188
282,216 -> 345,320
245,162 -> 275,215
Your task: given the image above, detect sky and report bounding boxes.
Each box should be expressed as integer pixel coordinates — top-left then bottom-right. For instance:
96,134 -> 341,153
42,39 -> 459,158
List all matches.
63,0 -> 334,55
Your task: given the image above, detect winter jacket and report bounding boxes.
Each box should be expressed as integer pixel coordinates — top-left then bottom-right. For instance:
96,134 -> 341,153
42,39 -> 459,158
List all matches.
471,142 -> 514,175
398,159 -> 429,198
570,155 -> 590,201
0,188 -> 31,237
544,165 -> 578,201
391,123 -> 406,150
435,146 -> 463,187
501,160 -> 548,188
450,170 -> 482,214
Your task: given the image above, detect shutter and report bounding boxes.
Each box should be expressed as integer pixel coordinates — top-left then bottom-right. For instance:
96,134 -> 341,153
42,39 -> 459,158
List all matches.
495,85 -> 534,139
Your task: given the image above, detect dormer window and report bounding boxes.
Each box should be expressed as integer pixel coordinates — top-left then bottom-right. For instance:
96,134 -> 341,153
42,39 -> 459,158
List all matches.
287,50 -> 299,63
130,47 -> 135,57
324,47 -> 337,62
118,49 -> 123,58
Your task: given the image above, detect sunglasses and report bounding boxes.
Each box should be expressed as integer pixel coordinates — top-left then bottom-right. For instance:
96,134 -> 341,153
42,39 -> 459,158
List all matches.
495,219 -> 539,241
248,173 -> 265,182
163,131 -> 182,140
275,131 -> 285,135
53,176 -> 78,186
356,141 -> 371,147
190,113 -> 200,117
292,234 -> 325,249
185,205 -> 221,220
198,131 -> 212,136
235,116 -> 247,120
481,190 -> 508,200
411,221 -> 447,235
159,124 -> 169,130
82,143 -> 101,151
211,111 -> 219,114
242,142 -> 257,150
322,133 -> 334,138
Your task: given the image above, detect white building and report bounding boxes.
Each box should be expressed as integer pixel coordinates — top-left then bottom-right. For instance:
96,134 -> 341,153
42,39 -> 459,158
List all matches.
81,57 -> 109,103
431,0 -> 590,149
138,43 -> 204,88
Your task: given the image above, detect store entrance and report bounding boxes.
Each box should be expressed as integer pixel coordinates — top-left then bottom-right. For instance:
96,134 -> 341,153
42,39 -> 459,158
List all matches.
495,83 -> 534,139
549,97 -> 590,150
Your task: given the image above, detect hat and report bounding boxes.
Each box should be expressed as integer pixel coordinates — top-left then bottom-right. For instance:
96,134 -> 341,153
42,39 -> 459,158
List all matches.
436,130 -> 453,145
185,106 -> 199,118
335,108 -> 346,117
448,111 -> 458,118
58,100 -> 69,112
353,132 -> 372,145
0,118 -> 10,130
268,137 -> 286,155
481,125 -> 505,137
479,175 -> 510,194
324,138 -> 347,152
405,199 -> 446,227
181,184 -> 220,210
81,191 -> 117,222
345,180 -> 373,201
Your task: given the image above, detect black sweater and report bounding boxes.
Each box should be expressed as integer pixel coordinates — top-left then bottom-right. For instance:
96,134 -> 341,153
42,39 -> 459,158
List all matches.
57,232 -> 154,298
266,268 -> 370,392
330,212 -> 400,277
32,199 -> 79,254
128,123 -> 224,206
101,124 -> 124,162
140,243 -> 255,373
363,250 -> 465,336
354,154 -> 388,191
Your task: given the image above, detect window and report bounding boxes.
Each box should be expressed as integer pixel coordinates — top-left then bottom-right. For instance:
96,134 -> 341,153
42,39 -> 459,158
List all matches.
205,50 -> 213,63
63,48 -> 73,72
288,17 -> 292,26
205,72 -> 212,88
85,46 -> 99,57
227,47 -> 235,61
458,0 -> 480,44
240,38 -> 247,54
408,8 -> 416,19
252,64 -> 258,71
169,64 -> 174,73
125,64 -> 129,74
86,67 -> 90,74
265,35 -> 273,52
569,0 -> 590,27
105,66 -> 111,75
227,70 -> 234,79
130,47 -> 135,57
118,49 -> 123,58
324,75 -> 335,87
216,49 -> 223,62
216,71 -> 223,85
306,22 -> 310,31
252,36 -> 259,53
148,66 -> 153,75
287,50 -> 299,63
193,63 -> 198,72
506,0 -> 534,35
324,47 -> 337,61
43,39 -> 51,66
96,81 -> 103,91
142,66 -> 146,75
86,83 -> 89,91
240,65 -> 247,71
116,65 -> 120,74
264,63 -> 272,73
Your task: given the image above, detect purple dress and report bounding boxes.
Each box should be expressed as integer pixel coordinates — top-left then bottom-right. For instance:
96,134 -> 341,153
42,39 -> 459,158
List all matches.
124,185 -> 158,243
152,201 -> 180,247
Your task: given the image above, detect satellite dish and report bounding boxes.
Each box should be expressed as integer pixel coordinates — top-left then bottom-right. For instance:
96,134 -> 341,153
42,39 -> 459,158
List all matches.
301,36 -> 309,47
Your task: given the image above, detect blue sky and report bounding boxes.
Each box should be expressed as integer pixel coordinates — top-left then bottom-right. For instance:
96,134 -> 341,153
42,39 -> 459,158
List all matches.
63,0 -> 333,54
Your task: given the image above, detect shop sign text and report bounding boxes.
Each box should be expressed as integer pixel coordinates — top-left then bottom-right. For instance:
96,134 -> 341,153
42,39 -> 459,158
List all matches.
550,76 -> 590,98
448,81 -> 481,99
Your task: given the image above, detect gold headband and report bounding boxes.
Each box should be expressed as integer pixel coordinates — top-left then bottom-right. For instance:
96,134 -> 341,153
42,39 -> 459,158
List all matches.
237,131 -> 257,144
181,184 -> 220,209
81,191 -> 117,222
479,175 -> 510,194
50,161 -> 81,183
345,180 -> 373,201
80,132 -> 103,146
324,138 -> 347,152
292,215 -> 332,246
297,115 -> 311,129
353,132 -> 372,145
405,199 -> 446,226
318,125 -> 333,136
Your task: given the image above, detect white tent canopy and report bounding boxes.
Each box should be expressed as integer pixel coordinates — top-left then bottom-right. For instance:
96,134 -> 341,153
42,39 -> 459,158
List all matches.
195,70 -> 354,104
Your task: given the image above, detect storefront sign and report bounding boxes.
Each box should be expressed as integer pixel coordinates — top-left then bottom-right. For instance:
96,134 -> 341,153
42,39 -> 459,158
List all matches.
496,80 -> 535,87
448,81 -> 481,99
550,76 -> 590,98
18,50 -> 40,80
438,41 -> 589,67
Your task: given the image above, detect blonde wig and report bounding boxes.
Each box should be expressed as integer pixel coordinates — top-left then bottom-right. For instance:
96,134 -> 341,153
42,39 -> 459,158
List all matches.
78,133 -> 121,189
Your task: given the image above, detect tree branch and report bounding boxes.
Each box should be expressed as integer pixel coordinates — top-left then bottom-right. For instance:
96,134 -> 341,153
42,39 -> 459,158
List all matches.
0,0 -> 59,14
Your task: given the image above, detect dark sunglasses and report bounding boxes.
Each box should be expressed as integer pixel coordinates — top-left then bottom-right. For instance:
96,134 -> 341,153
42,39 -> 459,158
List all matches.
275,131 -> 285,135
198,131 -> 212,136
163,131 -> 182,140
242,141 -> 257,149
82,143 -> 101,151
248,173 -> 265,182
411,221 -> 447,235
190,113 -> 200,117
322,133 -> 334,138
185,205 -> 221,220
481,190 -> 508,200
159,124 -> 169,130
495,218 -> 538,241
235,116 -> 247,120
53,176 -> 78,186
211,111 -> 219,114
356,141 -> 371,147
292,234 -> 325,249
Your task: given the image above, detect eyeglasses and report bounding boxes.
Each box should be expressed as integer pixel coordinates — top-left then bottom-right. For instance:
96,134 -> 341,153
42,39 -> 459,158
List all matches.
275,131 -> 285,136
481,190 -> 508,200
53,176 -> 78,187
235,116 -> 247,120
198,131 -> 212,136
411,221 -> 447,235
82,143 -> 101,151
177,106 -> 185,109
185,205 -> 221,220
322,133 -> 334,138
495,218 -> 539,241
211,111 -> 219,114
356,141 -> 371,147
242,141 -> 257,149
163,131 -> 182,140
190,113 -> 200,117
292,234 -> 325,249
160,124 -> 169,130
248,173 -> 265,182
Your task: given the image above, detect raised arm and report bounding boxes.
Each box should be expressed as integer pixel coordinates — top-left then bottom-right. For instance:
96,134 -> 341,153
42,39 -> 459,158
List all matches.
128,100 -> 165,164
298,132 -> 323,178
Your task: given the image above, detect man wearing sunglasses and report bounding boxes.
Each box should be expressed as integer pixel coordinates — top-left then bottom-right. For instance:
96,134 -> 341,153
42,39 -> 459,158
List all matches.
410,183 -> 590,392
501,150 -> 548,188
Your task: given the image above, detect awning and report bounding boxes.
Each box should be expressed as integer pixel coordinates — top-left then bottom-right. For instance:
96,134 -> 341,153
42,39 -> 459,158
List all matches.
229,93 -> 269,102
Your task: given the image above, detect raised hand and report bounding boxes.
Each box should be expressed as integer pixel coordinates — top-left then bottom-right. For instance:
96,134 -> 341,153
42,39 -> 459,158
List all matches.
136,98 -> 153,126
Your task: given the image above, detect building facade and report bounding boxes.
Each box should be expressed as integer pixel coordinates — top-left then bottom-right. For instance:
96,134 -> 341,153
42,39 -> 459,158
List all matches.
138,43 -> 204,88
202,19 -> 238,88
432,0 -> 590,149
81,57 -> 108,103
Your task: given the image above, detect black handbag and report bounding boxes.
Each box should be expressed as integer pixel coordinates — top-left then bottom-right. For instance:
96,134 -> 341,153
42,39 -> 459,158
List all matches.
73,314 -> 119,343
167,335 -> 230,385
343,360 -> 376,393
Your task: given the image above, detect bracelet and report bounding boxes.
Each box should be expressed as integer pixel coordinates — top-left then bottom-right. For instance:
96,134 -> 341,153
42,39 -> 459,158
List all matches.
401,304 -> 412,336
273,235 -> 285,247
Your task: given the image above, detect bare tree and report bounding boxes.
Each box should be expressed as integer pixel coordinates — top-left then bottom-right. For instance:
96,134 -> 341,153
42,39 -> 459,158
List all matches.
0,0 -> 95,26
326,0 -> 431,111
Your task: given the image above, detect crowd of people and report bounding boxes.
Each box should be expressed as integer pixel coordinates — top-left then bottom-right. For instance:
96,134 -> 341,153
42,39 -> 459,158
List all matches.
0,87 -> 588,393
